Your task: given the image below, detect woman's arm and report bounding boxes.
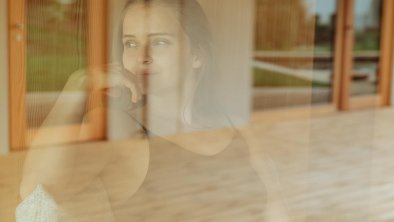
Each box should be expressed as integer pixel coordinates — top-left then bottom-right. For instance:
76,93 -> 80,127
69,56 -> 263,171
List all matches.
19,70 -> 106,200
20,66 -> 142,199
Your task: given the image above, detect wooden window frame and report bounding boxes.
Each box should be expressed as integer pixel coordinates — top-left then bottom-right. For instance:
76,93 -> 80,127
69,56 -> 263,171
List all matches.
334,0 -> 394,110
8,0 -> 108,151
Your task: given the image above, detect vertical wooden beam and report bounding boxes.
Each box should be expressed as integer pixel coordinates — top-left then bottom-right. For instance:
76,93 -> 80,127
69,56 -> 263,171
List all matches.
332,0 -> 346,109
8,0 -> 27,150
378,0 -> 394,106
86,0 -> 108,140
338,0 -> 354,110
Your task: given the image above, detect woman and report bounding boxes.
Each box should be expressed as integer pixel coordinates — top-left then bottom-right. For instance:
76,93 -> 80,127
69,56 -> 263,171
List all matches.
17,0 -> 270,221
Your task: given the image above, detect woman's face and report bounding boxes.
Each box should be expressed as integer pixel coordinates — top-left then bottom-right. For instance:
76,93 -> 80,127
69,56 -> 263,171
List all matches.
122,3 -> 198,95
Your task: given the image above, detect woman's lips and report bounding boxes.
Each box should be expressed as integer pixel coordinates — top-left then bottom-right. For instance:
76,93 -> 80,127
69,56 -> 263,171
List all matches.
133,70 -> 159,84
136,69 -> 159,76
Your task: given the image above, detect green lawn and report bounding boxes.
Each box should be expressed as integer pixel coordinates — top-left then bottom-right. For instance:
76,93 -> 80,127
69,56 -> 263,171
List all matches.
253,67 -> 330,88
27,55 -> 85,92
27,23 -> 86,92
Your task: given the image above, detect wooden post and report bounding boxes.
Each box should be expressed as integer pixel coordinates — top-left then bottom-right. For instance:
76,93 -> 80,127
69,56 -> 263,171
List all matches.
86,0 -> 108,140
378,0 -> 394,106
8,0 -> 27,150
338,0 -> 354,110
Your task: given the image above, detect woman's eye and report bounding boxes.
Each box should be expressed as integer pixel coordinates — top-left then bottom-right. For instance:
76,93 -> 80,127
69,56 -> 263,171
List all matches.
124,40 -> 138,48
151,39 -> 171,47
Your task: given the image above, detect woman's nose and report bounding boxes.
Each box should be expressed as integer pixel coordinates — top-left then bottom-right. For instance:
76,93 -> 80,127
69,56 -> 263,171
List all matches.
137,46 -> 152,65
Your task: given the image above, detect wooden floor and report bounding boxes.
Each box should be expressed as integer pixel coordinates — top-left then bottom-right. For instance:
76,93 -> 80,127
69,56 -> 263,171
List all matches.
2,108 -> 394,221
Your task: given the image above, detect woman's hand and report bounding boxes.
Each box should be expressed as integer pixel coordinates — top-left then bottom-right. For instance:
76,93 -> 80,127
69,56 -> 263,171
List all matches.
88,65 -> 143,103
19,65 -> 143,200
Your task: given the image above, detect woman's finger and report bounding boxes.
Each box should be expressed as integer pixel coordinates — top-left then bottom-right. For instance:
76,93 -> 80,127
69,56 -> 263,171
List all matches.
123,77 -> 141,103
85,66 -> 143,103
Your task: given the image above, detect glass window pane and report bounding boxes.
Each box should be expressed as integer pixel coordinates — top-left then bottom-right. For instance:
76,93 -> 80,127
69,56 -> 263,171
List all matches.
253,0 -> 322,110
312,0 -> 337,104
351,0 -> 382,96
26,0 -> 87,128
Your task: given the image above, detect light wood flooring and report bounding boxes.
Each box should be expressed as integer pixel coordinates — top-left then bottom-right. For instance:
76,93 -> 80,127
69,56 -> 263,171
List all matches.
1,108 -> 394,221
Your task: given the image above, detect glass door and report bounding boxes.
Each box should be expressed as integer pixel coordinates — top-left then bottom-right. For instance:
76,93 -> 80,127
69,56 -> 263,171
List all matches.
26,0 -> 88,130
350,0 -> 381,96
312,0 -> 393,111
252,0 -> 317,110
313,0 -> 338,105
252,0 -> 394,114
8,0 -> 107,150
338,0 -> 393,110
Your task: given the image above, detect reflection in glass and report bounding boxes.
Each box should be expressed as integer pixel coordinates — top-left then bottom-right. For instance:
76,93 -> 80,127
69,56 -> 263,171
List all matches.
312,0 -> 337,104
253,0 -> 321,110
351,0 -> 381,96
26,0 -> 87,128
